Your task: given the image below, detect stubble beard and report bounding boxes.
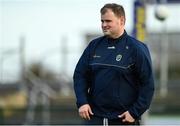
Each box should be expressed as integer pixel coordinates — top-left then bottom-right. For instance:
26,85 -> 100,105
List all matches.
103,30 -> 111,37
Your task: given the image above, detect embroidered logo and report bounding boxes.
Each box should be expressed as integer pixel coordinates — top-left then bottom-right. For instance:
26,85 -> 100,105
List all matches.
107,46 -> 115,49
93,54 -> 101,58
126,46 -> 129,49
116,54 -> 122,61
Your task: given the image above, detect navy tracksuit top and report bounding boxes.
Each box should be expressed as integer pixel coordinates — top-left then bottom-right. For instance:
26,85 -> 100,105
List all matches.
73,31 -> 154,120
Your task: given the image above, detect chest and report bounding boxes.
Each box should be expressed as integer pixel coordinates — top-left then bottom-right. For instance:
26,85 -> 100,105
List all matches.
89,41 -> 135,69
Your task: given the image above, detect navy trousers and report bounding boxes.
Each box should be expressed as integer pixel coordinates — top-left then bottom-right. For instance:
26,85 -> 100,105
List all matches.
84,115 -> 140,125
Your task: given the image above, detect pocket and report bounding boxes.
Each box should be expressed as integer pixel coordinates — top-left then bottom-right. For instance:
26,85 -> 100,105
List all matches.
111,63 -> 135,76
121,63 -> 135,74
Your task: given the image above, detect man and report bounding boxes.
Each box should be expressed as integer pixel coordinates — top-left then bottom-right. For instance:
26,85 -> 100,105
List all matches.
73,3 -> 154,125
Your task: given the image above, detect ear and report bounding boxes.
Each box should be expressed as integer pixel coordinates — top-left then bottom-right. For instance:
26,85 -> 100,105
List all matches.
120,16 -> 125,25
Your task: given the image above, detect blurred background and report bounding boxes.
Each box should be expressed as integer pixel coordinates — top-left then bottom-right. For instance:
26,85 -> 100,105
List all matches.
0,0 -> 180,125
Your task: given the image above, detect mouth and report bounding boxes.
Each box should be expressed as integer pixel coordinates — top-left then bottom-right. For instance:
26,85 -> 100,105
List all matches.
103,29 -> 109,32
102,26 -> 111,31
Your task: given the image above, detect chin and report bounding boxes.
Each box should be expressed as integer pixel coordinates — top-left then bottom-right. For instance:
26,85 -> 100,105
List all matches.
103,31 -> 110,36
103,33 -> 114,38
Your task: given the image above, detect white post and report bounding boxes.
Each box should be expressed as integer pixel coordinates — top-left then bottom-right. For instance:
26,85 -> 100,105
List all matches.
159,21 -> 168,97
155,3 -> 169,98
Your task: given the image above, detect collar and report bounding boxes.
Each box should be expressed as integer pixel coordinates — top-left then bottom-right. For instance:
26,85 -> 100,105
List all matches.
106,30 -> 127,44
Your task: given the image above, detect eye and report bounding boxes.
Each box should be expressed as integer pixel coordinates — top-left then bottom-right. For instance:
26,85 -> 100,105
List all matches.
101,20 -> 111,23
105,19 -> 112,23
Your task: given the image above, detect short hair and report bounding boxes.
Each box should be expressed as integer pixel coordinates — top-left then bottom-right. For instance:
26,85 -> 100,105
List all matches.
100,3 -> 126,18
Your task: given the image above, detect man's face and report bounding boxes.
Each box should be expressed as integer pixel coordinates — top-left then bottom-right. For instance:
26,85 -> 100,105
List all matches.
101,9 -> 124,38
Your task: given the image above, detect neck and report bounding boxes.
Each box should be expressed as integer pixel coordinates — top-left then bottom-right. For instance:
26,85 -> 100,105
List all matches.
111,30 -> 124,39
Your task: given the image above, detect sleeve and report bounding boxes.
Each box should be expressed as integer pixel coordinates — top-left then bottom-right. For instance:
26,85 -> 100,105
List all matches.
73,43 -> 92,108
128,44 -> 155,119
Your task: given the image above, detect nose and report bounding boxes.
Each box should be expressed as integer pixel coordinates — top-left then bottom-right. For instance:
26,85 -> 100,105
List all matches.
102,22 -> 107,27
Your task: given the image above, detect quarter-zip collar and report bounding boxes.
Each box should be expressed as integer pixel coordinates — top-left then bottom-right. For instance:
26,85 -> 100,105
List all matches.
106,30 -> 127,44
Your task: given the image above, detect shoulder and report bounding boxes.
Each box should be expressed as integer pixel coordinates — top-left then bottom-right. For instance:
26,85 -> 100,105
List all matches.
126,35 -> 152,62
87,36 -> 106,49
89,36 -> 106,45
126,35 -> 149,53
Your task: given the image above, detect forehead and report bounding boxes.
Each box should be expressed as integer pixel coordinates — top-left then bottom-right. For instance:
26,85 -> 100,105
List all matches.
101,9 -> 118,19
